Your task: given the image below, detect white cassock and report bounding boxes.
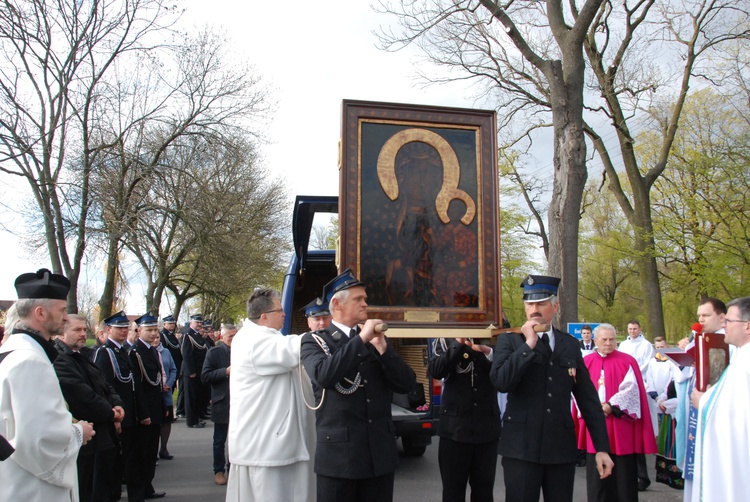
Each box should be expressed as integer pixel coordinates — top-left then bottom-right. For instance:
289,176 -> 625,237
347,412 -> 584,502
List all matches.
619,334 -> 658,433
225,320 -> 316,502
647,356 -> 677,399
691,343 -> 750,502
618,334 -> 655,377
0,333 -> 83,502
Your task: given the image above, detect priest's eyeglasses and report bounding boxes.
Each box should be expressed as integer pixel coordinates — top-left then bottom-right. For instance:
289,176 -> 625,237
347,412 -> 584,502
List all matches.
724,318 -> 749,323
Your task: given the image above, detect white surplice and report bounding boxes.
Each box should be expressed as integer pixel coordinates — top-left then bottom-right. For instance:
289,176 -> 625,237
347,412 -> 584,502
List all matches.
0,333 -> 83,502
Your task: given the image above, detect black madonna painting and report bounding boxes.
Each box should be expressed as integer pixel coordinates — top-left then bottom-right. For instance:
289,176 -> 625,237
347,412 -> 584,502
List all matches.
339,101 -> 501,328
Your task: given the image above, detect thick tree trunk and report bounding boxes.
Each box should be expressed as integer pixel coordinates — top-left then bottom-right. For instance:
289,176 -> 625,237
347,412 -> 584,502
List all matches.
548,121 -> 587,329
98,235 -> 120,322
66,270 -> 80,314
632,188 -> 666,340
152,281 -> 167,315
174,297 -> 186,323
145,280 -> 168,315
545,58 -> 588,329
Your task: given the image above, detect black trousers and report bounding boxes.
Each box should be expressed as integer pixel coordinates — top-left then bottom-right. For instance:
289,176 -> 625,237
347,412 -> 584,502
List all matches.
117,427 -> 135,501
636,453 -> 650,483
316,472 -> 395,502
212,422 -> 229,473
77,446 -> 119,502
501,456 -> 576,502
439,437 -> 498,502
184,374 -> 201,426
200,378 -> 211,417
127,423 -> 161,501
586,453 -> 637,502
175,380 -> 185,416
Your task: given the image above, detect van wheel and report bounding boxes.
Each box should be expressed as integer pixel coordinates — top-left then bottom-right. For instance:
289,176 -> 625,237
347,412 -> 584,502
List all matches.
401,437 -> 426,456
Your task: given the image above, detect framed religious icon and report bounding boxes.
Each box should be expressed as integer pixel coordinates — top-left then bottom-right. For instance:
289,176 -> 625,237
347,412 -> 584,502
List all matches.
693,332 -> 730,391
667,332 -> 730,391
338,100 -> 501,328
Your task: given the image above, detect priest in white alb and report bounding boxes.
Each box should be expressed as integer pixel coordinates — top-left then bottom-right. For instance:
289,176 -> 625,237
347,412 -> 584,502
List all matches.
225,288 -> 315,502
0,269 -> 95,501
690,296 -> 750,502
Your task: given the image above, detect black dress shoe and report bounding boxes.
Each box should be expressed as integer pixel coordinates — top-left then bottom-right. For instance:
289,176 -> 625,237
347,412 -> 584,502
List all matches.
187,423 -> 205,428
159,452 -> 174,460
145,492 -> 166,499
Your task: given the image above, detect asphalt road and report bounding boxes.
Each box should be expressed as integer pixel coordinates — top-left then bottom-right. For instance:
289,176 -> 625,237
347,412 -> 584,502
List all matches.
153,419 -> 684,501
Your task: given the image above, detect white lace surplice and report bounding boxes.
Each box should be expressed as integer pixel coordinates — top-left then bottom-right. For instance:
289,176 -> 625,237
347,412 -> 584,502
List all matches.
597,361 -> 641,419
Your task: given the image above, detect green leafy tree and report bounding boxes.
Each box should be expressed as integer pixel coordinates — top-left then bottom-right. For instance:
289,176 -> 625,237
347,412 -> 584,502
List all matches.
648,89 -> 750,336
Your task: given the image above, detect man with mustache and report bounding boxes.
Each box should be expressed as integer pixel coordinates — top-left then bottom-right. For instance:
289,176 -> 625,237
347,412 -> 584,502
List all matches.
491,275 -> 614,502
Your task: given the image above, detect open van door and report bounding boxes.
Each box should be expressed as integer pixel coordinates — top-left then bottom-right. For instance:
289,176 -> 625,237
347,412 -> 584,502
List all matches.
281,195 -> 337,335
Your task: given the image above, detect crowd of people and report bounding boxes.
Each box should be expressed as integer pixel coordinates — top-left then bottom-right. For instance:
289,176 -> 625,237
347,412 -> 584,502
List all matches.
1,267 -> 748,502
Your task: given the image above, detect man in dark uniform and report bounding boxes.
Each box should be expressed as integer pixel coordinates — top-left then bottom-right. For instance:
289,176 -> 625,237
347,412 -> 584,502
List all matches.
491,275 -> 614,502
428,336 -> 501,502
159,314 -> 182,420
303,297 -> 333,332
301,269 -> 417,502
181,313 -> 208,428
159,315 -> 182,407
200,319 -> 214,419
54,314 -> 125,502
201,324 -> 236,486
93,310 -> 148,502
129,313 -> 166,501
203,319 -> 216,347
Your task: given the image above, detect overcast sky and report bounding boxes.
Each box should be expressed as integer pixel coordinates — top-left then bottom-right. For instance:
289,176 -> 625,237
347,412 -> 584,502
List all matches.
0,1 -> 484,308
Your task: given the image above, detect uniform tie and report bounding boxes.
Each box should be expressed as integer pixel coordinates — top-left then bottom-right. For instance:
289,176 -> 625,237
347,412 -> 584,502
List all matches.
540,332 -> 551,355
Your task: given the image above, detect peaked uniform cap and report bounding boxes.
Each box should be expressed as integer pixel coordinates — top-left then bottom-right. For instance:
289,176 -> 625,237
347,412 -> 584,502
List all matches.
14,268 -> 70,300
162,314 -> 176,323
323,268 -> 363,304
521,275 -> 560,303
135,313 -> 158,327
189,313 -> 203,322
302,297 -> 330,318
104,310 -> 131,327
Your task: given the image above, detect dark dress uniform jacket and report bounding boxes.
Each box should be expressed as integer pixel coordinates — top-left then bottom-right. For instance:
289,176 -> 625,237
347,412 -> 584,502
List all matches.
160,328 -> 183,378
490,327 -> 610,464
93,339 -> 148,427
130,340 -> 165,424
53,340 -> 124,452
181,330 -> 207,376
301,326 -> 417,479
201,344 -> 230,424
428,339 -> 501,443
